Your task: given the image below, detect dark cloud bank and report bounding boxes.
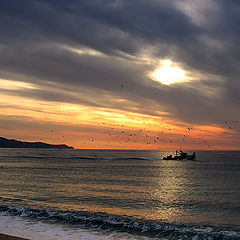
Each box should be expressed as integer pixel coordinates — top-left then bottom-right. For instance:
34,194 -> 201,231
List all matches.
1,0 -> 240,129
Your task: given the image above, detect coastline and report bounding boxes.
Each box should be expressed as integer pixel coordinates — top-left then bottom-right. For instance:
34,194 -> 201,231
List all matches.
0,233 -> 29,240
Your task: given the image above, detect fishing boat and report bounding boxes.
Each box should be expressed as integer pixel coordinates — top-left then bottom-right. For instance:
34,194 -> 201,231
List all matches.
163,150 -> 196,161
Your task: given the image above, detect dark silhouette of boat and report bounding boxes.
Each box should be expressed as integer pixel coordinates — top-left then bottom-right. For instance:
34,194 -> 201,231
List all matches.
163,150 -> 196,161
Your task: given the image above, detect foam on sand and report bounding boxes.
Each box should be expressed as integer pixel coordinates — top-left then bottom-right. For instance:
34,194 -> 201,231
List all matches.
0,214 -> 150,240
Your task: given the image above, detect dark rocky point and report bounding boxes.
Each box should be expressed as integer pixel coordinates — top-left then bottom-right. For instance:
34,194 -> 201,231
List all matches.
0,137 -> 74,149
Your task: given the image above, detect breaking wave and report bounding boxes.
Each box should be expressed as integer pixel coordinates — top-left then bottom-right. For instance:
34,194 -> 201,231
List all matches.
0,205 -> 239,239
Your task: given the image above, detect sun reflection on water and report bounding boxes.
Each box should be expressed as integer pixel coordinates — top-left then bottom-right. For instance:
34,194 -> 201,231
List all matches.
148,160 -> 193,223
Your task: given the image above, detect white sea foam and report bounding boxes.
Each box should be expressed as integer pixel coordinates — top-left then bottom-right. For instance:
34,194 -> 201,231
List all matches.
1,206 -> 240,240
0,214 -> 151,240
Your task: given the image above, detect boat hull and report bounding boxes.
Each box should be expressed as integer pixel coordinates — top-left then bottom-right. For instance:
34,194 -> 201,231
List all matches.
163,154 -> 196,161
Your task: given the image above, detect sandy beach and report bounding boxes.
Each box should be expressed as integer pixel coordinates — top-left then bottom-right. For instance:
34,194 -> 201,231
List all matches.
0,233 -> 29,240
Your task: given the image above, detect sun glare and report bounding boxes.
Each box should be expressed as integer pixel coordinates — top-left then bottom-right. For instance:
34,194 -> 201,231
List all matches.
151,60 -> 186,85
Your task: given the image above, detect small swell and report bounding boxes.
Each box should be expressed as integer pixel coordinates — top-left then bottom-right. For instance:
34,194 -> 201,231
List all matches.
5,155 -> 162,161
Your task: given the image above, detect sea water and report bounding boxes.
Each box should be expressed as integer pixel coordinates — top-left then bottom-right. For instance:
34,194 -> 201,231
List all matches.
0,149 -> 239,239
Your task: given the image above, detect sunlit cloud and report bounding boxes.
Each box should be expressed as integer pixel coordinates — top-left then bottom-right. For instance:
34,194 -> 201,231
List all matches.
62,45 -> 105,57
0,79 -> 37,90
174,0 -> 220,28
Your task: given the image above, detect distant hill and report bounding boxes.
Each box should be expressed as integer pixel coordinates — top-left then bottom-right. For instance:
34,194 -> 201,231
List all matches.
0,137 -> 74,149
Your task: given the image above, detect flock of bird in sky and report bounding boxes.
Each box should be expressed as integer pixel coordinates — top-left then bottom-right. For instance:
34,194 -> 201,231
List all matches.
47,85 -> 240,149
47,120 -> 240,149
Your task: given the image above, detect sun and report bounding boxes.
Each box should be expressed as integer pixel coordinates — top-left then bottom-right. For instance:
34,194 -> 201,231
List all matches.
151,60 -> 186,85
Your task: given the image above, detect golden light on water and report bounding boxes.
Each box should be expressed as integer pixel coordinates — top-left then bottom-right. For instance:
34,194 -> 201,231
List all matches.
151,60 -> 186,85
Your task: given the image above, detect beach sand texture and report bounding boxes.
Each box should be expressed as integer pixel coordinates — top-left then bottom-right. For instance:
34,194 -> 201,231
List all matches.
0,233 -> 29,240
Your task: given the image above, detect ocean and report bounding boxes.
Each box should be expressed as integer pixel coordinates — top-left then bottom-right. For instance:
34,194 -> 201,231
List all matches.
0,149 -> 239,240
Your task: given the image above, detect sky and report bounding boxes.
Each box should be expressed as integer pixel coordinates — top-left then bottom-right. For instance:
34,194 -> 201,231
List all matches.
0,0 -> 240,150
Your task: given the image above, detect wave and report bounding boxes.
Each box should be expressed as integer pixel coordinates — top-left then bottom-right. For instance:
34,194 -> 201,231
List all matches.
0,205 -> 239,239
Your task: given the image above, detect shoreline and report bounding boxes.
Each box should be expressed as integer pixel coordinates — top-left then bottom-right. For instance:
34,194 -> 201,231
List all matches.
0,233 -> 29,240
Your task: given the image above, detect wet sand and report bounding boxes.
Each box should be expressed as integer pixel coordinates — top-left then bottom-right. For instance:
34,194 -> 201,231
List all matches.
0,233 -> 29,240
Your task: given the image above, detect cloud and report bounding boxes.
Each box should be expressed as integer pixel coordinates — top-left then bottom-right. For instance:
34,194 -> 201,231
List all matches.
0,0 -> 240,134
